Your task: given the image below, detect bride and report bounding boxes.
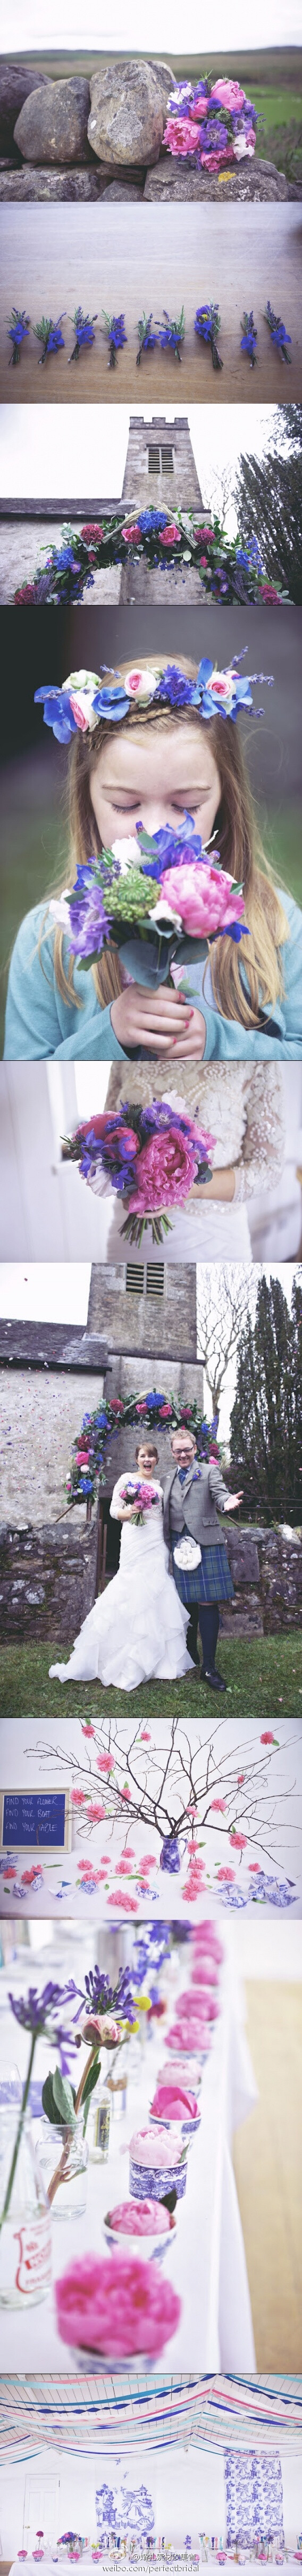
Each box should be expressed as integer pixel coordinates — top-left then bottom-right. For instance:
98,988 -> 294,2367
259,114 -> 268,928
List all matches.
49,1440 -> 193,1691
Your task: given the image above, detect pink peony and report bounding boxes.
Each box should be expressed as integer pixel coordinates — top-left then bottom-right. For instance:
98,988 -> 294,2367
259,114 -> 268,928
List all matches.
150,2083 -> 198,2120
96,1753 -> 115,1773
55,2250 -> 181,2358
81,2014 -> 120,2046
127,1126 -> 200,1215
122,525 -> 143,543
107,2199 -> 172,2236
158,525 -> 181,547
211,78 -> 245,107
160,858 -> 245,938
164,114 -> 203,155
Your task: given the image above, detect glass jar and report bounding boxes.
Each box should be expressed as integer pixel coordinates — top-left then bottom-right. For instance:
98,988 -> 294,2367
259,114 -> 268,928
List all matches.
0,2109 -> 52,2307
87,2082 -> 111,2164
37,2114 -> 88,2218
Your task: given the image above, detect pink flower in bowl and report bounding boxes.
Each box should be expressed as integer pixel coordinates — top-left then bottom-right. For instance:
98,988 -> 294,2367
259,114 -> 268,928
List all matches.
55,2250 -> 181,2358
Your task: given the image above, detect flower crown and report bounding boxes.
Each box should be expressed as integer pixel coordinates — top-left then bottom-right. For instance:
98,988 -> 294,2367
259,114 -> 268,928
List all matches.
35,655 -> 273,743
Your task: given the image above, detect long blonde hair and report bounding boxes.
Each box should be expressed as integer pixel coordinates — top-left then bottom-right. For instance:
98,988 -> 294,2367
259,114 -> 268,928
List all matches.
40,652 -> 288,1031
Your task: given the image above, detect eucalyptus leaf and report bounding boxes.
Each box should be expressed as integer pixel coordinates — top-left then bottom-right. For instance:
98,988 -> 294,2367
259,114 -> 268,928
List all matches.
53,2067 -> 77,2127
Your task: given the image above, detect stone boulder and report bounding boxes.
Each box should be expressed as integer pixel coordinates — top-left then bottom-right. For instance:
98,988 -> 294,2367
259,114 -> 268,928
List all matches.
101,177 -> 145,199
0,166 -> 108,200
0,59 -> 49,152
14,76 -> 91,165
88,60 -> 170,167
144,156 -> 288,200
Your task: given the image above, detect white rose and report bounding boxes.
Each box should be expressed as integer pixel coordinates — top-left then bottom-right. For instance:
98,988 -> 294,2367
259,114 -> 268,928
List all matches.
123,667 -> 158,701
111,837 -> 140,871
63,669 -> 100,691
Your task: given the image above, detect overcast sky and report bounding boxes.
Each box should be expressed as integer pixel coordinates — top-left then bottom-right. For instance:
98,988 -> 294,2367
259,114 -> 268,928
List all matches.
4,0 -> 300,42
0,404 -> 281,535
0,1259 -> 298,1439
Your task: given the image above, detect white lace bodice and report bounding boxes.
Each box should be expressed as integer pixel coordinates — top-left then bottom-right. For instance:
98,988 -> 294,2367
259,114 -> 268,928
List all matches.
105,1062 -> 284,1203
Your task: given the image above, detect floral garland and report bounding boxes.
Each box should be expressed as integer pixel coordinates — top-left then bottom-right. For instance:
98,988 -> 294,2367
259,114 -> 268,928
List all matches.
14,509 -> 287,608
65,1389 -> 221,1506
163,75 -> 258,173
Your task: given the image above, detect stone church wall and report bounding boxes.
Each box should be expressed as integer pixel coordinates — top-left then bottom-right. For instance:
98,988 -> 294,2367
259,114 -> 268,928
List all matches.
1,1520 -> 301,1646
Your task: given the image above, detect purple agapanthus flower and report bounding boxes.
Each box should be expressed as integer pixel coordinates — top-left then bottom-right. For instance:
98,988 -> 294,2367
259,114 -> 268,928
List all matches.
82,1965 -> 137,2022
7,307 -> 30,365
240,310 -> 257,366
265,300 -> 291,361
9,1978 -> 81,2072
69,306 -> 97,362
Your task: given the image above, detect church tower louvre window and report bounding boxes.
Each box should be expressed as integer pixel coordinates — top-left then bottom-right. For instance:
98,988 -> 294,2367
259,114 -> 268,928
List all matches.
125,1262 -> 165,1297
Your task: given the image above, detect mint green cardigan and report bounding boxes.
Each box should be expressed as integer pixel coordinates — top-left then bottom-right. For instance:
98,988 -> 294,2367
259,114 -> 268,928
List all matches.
4,892 -> 302,1060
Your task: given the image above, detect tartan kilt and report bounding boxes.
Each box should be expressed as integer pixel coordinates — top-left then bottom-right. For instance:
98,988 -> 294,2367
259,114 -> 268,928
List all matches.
171,1538 -> 234,1607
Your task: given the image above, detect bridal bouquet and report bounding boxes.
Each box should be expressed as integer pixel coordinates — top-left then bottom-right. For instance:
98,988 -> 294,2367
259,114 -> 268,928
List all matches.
163,76 -> 257,174
120,1479 -> 159,1523
64,1097 -> 215,1246
51,805 -> 247,991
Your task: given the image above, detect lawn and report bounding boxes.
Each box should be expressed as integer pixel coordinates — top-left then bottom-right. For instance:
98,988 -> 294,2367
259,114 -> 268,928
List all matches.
1,1635 -> 301,1723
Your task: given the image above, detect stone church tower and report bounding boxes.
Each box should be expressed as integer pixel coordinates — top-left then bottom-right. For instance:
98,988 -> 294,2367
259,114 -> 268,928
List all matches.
120,412 -> 209,601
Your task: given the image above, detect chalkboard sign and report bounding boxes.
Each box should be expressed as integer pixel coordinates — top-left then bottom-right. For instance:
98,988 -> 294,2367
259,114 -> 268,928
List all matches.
0,1789 -> 71,1852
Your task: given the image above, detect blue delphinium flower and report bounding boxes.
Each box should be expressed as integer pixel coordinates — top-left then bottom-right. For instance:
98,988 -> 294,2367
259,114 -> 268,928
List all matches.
102,310 -> 127,369
240,310 -> 257,366
195,303 -> 223,371
69,306 -> 97,361
265,300 -> 291,362
7,307 -> 30,365
33,314 -> 65,363
136,312 -> 157,365
69,868 -> 111,959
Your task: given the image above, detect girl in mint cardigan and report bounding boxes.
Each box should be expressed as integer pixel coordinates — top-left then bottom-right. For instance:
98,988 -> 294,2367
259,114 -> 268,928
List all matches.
4,653 -> 302,1061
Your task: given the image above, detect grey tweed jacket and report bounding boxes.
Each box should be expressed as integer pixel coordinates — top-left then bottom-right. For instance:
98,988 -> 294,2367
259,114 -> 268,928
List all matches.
163,1460 -> 230,1549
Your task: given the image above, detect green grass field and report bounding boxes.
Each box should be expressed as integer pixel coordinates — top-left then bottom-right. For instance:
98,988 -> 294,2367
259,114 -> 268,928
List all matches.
1,1635 -> 301,1723
8,51 -> 302,85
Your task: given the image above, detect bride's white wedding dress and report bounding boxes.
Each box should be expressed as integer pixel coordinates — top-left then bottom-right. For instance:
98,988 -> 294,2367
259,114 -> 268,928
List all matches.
49,1479 -> 193,1691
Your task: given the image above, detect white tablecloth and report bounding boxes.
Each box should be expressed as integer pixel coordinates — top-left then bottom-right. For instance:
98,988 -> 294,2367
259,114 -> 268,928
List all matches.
0,1964 -> 256,2370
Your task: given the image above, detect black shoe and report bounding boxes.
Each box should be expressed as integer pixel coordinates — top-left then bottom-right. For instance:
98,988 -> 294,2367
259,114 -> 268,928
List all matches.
200,1666 -> 226,1692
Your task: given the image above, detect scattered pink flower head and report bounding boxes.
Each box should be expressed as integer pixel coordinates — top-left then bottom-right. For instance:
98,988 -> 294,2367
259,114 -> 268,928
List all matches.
229,1831 -> 247,1851
261,1730 -> 275,1744
86,1802 -> 106,1823
96,1753 -> 115,1773
55,2249 -> 181,2358
210,1797 -> 226,1812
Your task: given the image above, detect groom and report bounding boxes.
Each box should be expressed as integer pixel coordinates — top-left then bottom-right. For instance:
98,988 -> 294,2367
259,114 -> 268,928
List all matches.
163,1427 -> 243,1691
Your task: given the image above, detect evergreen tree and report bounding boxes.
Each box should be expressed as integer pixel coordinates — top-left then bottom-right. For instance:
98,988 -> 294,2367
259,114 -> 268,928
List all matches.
234,418 -> 302,603
229,1272 -> 302,1520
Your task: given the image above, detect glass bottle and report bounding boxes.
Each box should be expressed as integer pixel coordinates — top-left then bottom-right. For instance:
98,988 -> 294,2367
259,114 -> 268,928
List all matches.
0,2107 -> 52,2307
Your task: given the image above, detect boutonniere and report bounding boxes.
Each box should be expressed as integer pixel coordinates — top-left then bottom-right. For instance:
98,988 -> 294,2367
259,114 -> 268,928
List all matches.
264,300 -> 291,362
102,310 -> 127,368
69,306 -> 97,362
136,310 -> 157,365
154,307 -> 185,361
7,306 -> 30,365
194,302 -> 223,370
240,309 -> 257,366
33,313 -> 65,363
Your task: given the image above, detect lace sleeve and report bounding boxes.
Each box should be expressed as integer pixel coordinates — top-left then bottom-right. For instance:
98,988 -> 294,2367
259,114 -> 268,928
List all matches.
233,1065 -> 286,1203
